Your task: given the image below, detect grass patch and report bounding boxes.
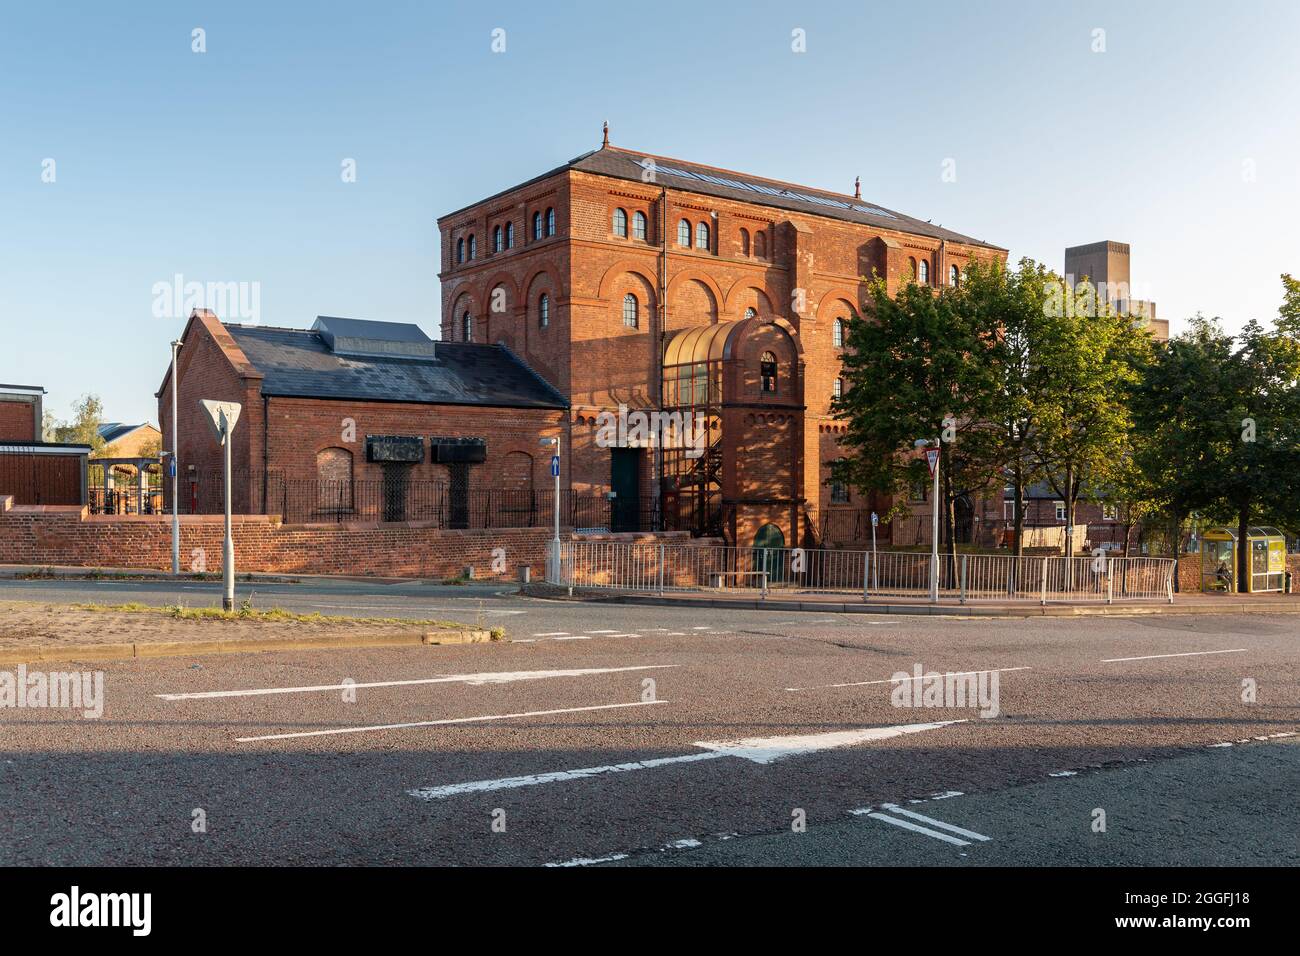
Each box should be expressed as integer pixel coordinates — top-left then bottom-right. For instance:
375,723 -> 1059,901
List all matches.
71,601 -> 468,629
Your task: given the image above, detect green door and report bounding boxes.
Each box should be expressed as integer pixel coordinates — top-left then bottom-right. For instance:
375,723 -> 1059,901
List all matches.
611,448 -> 640,532
752,523 -> 785,584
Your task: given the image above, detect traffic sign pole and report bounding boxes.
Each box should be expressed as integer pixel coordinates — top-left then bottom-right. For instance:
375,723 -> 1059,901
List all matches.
199,400 -> 242,611
927,444 -> 940,602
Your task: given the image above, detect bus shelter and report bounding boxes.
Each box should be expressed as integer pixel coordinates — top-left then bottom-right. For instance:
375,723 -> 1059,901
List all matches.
1200,527 -> 1287,593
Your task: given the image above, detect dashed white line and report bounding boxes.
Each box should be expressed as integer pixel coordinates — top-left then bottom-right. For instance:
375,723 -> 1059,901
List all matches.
879,804 -> 991,842
1100,648 -> 1248,663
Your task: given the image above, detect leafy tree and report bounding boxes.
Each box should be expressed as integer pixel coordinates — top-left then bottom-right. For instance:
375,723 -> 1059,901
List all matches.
832,270 -> 1004,574
1029,277 -> 1151,558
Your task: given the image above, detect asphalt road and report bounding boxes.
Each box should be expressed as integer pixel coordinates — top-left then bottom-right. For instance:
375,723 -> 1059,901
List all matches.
1,577 -> 1297,866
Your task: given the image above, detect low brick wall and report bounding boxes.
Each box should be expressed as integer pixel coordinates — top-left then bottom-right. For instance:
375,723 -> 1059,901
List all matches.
0,497 -> 539,579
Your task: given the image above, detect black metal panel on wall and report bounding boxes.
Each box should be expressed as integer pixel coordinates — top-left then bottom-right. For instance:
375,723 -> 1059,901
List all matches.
430,437 -> 486,464
366,435 -> 424,463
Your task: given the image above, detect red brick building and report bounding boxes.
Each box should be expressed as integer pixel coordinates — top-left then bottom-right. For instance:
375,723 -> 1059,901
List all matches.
157,311 -> 567,523
0,383 -> 90,505
437,136 -> 1006,548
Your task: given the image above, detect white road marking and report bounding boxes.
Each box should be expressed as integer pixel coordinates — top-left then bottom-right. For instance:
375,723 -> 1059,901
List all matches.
545,853 -> 630,867
879,803 -> 990,842
864,812 -> 972,847
786,666 -> 1030,692
157,665 -> 680,701
1100,648 -> 1248,663
532,632 -> 570,637
552,636 -> 591,641
1049,770 -> 1079,777
585,630 -> 620,634
409,720 -> 964,800
606,633 -> 641,638
235,699 -> 667,743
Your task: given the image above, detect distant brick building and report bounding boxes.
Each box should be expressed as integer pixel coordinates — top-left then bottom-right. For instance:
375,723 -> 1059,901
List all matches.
0,383 -> 90,505
1064,240 -> 1168,342
436,135 -> 1006,548
157,311 -> 567,520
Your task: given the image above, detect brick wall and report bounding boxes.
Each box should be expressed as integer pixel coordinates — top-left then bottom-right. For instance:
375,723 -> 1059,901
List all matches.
0,399 -> 38,442
0,497 -> 556,579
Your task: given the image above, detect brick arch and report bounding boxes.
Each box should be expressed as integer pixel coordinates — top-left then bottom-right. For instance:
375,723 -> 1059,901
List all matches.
721,314 -> 805,361
500,450 -> 535,491
480,272 -> 521,315
521,266 -> 562,305
814,288 -> 865,322
667,272 -> 722,330
596,259 -> 658,301
449,290 -> 475,341
666,269 -> 724,313
724,281 -> 776,318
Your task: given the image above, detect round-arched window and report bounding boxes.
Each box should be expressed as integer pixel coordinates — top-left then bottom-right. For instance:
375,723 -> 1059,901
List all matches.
622,293 -> 638,328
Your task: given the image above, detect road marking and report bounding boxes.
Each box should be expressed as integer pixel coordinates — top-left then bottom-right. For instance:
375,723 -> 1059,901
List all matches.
543,837 -> 705,868
864,812 -> 973,846
585,630 -> 620,634
878,804 -> 990,842
235,699 -> 667,743
409,720 -> 964,800
552,636 -> 591,641
786,666 -> 1030,692
1100,648 -> 1248,663
606,633 -> 641,638
532,632 -> 570,637
1049,770 -> 1078,777
157,665 -> 680,701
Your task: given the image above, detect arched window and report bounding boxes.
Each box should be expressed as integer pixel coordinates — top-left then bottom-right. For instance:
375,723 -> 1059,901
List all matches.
462,312 -> 473,342
505,222 -> 514,248
677,219 -> 691,246
744,307 -> 756,320
949,264 -> 960,287
538,293 -> 549,328
739,228 -> 750,256
918,259 -> 929,284
695,221 -> 710,251
833,378 -> 843,400
632,211 -> 647,241
613,208 -> 627,237
833,318 -> 845,348
754,231 -> 766,258
455,237 -> 464,264
545,208 -> 556,236
316,448 -> 353,513
532,212 -> 542,240
493,225 -> 503,253
908,257 -> 918,281
467,235 -> 476,260
760,351 -> 777,393
622,293 -> 638,328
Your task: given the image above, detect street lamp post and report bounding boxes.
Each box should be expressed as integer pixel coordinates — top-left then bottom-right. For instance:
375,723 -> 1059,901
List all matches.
169,339 -> 181,576
540,437 -> 561,582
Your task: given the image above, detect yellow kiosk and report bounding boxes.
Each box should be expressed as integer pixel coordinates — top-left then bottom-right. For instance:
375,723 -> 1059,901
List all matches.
1200,526 -> 1287,593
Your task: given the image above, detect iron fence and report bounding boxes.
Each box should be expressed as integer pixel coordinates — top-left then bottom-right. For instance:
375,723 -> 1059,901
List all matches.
559,540 -> 1176,604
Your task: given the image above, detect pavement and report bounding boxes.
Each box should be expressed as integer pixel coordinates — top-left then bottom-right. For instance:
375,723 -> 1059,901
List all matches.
0,574 -> 1297,866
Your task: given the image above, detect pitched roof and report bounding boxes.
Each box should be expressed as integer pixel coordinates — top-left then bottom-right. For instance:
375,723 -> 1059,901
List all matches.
223,321 -> 568,410
97,422 -> 152,444
442,145 -> 1004,250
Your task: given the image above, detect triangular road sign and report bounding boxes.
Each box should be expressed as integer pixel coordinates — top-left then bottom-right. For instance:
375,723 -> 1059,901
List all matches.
199,399 -> 242,444
925,447 -> 940,477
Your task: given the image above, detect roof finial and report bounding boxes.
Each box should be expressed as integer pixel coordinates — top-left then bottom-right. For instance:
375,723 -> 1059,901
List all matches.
602,121 -> 609,148
853,175 -> 861,200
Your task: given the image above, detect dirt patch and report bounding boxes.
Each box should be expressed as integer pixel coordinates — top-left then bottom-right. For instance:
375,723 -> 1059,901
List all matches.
0,600 -> 481,650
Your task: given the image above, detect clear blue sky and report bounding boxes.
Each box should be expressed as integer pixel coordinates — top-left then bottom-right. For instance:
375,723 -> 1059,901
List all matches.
3,0 -> 1297,427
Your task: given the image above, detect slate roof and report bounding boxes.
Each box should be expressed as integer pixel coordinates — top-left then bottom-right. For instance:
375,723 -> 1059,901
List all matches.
98,422 -> 150,444
224,322 -> 568,410
442,146 -> 1004,250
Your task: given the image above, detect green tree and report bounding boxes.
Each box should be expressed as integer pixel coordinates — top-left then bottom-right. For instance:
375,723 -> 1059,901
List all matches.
1029,277 -> 1151,558
832,270 -> 1005,574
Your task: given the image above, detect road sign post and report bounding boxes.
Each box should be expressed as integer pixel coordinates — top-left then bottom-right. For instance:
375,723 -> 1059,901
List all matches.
925,444 -> 941,602
200,399 -> 242,611
541,439 -> 561,583
170,340 -> 181,576
870,510 -> 879,592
